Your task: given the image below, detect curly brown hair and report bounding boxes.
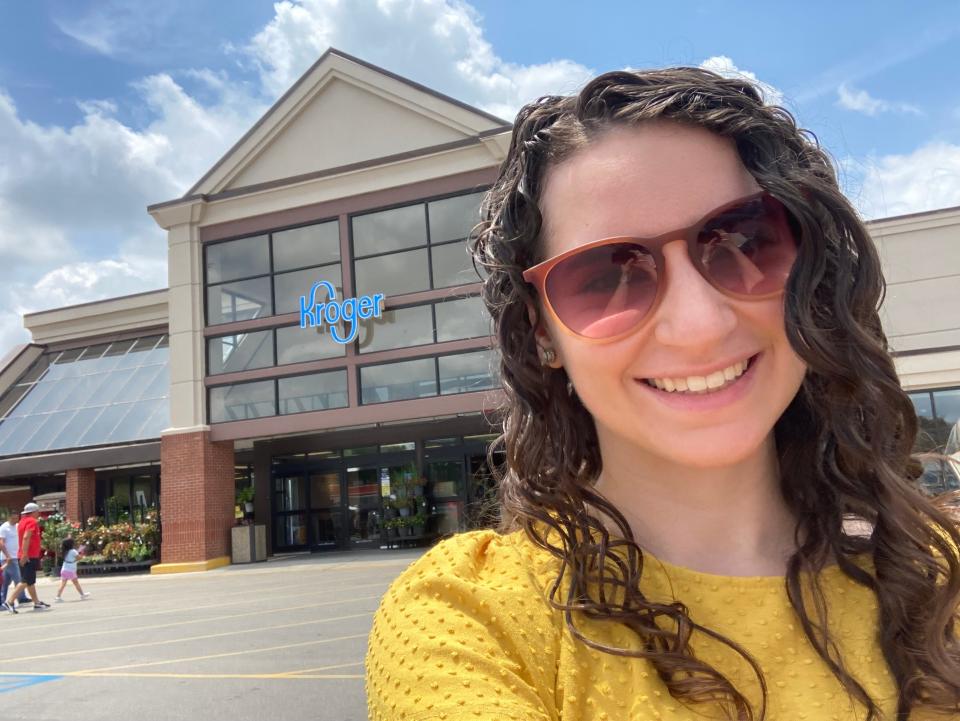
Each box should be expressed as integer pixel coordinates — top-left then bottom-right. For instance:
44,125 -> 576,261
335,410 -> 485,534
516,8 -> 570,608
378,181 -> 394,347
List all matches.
470,67 -> 960,721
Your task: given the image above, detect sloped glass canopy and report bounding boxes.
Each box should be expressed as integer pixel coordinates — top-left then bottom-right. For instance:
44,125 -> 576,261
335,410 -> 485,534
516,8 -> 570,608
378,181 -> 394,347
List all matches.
0,335 -> 170,457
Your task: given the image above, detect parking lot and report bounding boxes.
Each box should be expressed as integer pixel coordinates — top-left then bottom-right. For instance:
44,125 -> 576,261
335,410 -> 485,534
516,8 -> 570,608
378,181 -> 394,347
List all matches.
0,549 -> 424,721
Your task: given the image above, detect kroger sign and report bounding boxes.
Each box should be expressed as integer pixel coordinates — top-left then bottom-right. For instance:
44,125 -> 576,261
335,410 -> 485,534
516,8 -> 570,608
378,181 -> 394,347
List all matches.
299,281 -> 385,344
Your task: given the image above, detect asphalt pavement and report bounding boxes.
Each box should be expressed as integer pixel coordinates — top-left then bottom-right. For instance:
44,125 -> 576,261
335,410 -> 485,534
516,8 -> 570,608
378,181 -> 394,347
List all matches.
1,548 -> 425,721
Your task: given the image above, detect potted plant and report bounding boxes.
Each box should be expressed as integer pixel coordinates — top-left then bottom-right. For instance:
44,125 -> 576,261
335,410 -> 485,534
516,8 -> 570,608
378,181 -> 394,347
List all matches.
237,486 -> 255,516
383,518 -> 399,540
411,511 -> 430,537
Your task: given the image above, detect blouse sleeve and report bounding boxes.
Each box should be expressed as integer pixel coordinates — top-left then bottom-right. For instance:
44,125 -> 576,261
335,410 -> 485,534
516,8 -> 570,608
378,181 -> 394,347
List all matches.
365,529 -> 561,721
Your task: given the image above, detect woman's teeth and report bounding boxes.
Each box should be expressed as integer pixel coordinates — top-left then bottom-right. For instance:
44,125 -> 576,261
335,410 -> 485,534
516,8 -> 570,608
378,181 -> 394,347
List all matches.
644,358 -> 750,394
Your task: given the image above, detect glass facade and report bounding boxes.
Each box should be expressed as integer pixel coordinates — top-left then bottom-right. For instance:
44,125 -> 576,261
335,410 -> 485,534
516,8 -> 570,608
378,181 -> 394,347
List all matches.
360,350 -> 496,405
0,335 -> 170,456
907,387 -> 960,493
269,435 -> 503,551
210,370 -> 349,423
203,189 -> 496,424
908,387 -> 960,452
351,191 -> 483,297
208,330 -> 274,375
204,219 -> 340,326
278,370 -> 349,414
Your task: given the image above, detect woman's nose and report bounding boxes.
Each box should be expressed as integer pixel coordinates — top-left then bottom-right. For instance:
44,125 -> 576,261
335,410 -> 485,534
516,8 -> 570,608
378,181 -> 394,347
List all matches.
650,240 -> 738,348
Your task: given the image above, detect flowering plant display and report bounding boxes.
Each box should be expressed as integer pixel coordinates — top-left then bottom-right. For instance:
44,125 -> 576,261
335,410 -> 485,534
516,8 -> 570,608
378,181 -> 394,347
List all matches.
76,510 -> 159,564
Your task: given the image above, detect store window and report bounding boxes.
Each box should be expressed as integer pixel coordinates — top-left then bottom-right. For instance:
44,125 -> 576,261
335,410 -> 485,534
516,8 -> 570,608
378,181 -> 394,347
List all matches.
351,191 -> 484,299
360,349 -> 496,405
275,324 -> 345,365
354,249 -> 429,298
272,221 -> 340,271
205,235 -> 269,284
910,388 -> 960,452
357,304 -> 434,354
435,296 -> 489,342
204,219 -> 339,326
352,204 -> 426,256
908,387 -> 960,494
360,358 -> 437,404
208,330 -> 274,375
439,350 -> 497,395
274,264 -> 343,315
278,370 -> 348,414
207,277 -> 272,325
209,380 -> 275,423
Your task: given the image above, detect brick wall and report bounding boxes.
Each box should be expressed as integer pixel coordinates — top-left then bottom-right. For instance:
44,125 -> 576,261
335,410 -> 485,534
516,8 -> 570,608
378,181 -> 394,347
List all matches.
66,468 -> 96,523
159,430 -> 235,563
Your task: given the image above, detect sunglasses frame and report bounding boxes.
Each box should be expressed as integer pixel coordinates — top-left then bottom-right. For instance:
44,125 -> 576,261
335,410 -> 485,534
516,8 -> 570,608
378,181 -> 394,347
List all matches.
522,191 -> 796,343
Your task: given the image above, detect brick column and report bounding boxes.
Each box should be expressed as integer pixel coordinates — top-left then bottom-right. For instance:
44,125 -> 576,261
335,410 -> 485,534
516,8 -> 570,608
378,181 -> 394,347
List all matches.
156,429 -> 235,572
65,468 -> 96,523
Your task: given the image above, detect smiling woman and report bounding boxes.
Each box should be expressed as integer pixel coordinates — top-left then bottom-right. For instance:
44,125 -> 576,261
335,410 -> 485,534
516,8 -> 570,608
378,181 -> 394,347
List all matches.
365,67 -> 960,721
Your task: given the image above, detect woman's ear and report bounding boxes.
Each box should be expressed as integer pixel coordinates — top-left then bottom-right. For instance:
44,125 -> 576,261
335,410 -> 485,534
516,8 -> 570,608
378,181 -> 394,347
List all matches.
526,301 -> 563,368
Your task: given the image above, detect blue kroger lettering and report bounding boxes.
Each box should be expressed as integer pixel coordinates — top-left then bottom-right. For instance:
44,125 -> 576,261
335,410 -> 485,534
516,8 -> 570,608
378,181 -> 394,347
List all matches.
299,281 -> 384,344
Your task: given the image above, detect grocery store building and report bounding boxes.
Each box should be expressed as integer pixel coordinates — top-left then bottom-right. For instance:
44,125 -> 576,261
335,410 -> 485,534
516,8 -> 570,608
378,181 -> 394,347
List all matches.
0,49 -> 957,571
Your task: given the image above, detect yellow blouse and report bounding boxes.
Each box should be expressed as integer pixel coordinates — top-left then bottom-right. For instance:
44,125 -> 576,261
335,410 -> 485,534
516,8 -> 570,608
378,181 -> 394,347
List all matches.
366,528 -> 949,721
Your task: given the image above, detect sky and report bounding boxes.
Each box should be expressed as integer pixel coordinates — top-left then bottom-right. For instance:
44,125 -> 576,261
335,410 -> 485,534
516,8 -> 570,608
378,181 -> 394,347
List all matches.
0,0 -> 958,353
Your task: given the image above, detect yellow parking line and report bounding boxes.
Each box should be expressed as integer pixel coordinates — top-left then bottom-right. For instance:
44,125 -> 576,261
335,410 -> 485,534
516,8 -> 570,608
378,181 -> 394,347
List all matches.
276,661 -> 364,677
0,612 -> 374,665
24,594 -> 383,645
74,633 -> 369,674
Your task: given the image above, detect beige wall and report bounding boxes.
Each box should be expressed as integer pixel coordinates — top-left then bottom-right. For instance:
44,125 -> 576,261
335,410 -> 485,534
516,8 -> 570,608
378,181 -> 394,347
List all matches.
24,289 -> 168,346
868,207 -> 960,391
229,78 -> 468,189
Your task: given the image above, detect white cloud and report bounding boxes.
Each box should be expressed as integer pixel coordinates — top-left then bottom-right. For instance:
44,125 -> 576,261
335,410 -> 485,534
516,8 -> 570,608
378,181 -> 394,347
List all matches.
52,1 -> 182,61
1,0 -> 597,352
837,83 -> 922,117
845,141 -> 960,219
242,0 -> 593,120
0,73 -> 263,348
699,55 -> 785,107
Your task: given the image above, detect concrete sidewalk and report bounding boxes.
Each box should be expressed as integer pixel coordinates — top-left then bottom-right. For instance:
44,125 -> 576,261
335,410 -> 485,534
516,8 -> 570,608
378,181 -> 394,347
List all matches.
2,548 -> 425,721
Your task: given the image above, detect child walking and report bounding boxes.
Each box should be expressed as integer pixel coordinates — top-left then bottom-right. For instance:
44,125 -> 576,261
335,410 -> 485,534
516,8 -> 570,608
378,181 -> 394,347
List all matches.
55,538 -> 90,602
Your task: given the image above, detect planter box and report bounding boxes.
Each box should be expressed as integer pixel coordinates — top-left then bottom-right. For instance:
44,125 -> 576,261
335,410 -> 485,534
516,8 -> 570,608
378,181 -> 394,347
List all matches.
77,560 -> 157,576
231,524 -> 267,564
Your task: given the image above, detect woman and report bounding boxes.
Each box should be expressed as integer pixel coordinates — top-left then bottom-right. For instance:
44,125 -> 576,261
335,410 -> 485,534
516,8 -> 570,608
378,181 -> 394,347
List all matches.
365,68 -> 960,721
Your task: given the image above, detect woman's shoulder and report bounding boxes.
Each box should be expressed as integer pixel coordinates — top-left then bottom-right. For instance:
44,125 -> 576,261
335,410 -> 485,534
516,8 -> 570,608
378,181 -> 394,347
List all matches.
384,527 -> 558,602
367,529 -> 563,721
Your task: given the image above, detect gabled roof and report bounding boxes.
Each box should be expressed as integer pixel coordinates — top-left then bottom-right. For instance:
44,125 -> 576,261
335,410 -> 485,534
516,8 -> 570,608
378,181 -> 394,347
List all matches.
184,47 -> 510,199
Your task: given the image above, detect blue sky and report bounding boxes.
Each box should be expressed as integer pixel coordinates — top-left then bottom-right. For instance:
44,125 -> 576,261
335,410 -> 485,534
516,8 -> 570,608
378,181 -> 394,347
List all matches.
0,0 -> 959,351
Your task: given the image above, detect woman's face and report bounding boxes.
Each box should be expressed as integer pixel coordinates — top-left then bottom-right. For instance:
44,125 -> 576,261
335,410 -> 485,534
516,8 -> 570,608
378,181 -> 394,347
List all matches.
536,122 -> 808,469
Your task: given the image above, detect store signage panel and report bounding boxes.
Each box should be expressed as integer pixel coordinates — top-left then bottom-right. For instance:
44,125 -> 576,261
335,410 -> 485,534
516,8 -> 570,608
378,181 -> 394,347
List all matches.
299,280 -> 385,344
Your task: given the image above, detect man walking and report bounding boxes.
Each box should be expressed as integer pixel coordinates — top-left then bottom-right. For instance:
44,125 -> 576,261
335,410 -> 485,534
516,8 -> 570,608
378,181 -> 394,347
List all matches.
5,503 -> 51,613
0,509 -> 31,610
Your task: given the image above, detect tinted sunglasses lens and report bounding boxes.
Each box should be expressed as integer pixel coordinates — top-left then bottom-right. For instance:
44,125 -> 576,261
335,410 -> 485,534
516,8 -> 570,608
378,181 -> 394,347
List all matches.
696,195 -> 797,296
545,242 -> 659,339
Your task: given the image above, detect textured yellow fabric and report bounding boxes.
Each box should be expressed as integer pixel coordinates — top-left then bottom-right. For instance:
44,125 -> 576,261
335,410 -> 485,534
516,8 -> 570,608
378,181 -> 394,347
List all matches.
366,528 -> 949,721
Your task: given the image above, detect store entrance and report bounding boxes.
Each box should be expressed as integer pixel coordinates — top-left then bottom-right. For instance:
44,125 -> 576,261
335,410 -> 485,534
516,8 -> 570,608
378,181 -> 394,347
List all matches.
269,435 -> 501,552
271,450 -> 419,551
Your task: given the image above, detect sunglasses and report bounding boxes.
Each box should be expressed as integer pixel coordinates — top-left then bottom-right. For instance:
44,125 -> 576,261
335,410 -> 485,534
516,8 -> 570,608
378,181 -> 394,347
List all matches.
523,192 -> 798,341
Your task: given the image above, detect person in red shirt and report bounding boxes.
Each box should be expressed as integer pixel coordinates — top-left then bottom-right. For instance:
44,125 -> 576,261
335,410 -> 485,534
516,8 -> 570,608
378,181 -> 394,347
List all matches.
5,502 -> 51,613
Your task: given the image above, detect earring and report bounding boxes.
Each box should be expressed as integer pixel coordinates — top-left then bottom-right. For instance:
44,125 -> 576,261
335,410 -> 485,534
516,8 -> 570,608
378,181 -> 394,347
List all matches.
540,348 -> 557,366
